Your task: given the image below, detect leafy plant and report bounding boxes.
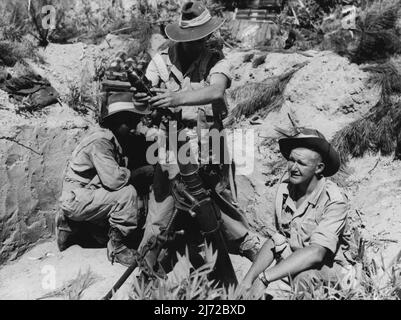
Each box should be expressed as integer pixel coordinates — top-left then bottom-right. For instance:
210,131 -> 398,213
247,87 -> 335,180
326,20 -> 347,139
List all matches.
129,242 -> 264,300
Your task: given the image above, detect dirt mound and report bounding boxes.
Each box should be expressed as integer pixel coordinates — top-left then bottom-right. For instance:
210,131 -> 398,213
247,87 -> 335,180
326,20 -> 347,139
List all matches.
0,241 -> 250,300
227,50 -> 381,235
0,33 -> 166,265
0,104 -> 91,264
228,50 -> 380,138
30,34 -> 148,97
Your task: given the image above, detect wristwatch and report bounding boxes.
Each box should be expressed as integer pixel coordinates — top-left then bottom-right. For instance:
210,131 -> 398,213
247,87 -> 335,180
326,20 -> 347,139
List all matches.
260,270 -> 271,287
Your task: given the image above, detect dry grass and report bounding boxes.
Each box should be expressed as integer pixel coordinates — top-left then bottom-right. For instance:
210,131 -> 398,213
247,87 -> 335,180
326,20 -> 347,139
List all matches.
0,0 -> 27,42
37,268 -> 99,300
351,0 -> 401,64
322,0 -> 401,63
0,39 -> 44,67
225,62 -> 308,127
332,61 -> 401,162
65,64 -> 100,116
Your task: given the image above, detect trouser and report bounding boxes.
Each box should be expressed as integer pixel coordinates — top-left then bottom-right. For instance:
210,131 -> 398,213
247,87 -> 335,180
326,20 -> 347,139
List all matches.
59,183 -> 138,237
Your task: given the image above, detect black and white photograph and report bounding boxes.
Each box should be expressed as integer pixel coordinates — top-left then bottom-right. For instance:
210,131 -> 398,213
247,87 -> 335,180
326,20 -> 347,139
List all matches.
0,0 -> 400,303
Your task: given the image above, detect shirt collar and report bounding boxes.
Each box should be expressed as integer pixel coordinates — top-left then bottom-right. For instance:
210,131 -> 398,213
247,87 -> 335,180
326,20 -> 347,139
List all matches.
281,174 -> 326,208
308,177 -> 326,206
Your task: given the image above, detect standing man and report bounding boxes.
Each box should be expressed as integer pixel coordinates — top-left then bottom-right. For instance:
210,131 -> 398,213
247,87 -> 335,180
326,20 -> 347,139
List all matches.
57,92 -> 153,267
241,128 -> 353,295
134,1 -> 261,270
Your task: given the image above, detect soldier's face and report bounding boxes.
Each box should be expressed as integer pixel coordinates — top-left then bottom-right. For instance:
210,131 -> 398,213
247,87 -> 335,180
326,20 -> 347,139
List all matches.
287,148 -> 325,185
113,113 -> 141,140
182,37 -> 208,54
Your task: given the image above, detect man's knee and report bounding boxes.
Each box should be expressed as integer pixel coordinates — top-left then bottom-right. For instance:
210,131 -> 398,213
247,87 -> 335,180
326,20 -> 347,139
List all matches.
114,185 -> 137,205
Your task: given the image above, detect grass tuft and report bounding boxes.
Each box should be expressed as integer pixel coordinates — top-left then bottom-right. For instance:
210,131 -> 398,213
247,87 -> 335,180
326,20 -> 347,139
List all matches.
37,268 -> 99,300
332,61 -> 401,163
225,62 -> 308,126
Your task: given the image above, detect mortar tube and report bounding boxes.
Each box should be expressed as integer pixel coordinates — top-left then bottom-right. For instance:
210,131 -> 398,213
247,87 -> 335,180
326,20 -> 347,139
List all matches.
178,153 -> 237,287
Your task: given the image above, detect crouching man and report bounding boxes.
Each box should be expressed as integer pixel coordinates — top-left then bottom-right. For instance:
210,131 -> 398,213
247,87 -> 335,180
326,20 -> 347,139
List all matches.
241,128 -> 352,296
57,92 -> 153,267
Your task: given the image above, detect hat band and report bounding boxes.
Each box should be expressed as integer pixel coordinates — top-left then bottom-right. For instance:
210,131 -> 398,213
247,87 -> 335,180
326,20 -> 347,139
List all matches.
108,101 -> 136,114
179,9 -> 212,29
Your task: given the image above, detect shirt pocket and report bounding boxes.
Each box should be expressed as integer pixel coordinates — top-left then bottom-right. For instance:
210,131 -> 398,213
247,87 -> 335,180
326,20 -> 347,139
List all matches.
299,216 -> 318,241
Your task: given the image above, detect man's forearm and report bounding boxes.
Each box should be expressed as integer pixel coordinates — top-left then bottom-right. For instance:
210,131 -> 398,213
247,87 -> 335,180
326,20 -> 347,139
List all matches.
263,245 -> 326,283
176,84 -> 225,106
243,240 -> 275,283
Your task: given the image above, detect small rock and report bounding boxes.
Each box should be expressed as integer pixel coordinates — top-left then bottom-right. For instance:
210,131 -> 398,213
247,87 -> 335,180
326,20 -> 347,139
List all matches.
252,54 -> 267,68
243,53 -> 255,63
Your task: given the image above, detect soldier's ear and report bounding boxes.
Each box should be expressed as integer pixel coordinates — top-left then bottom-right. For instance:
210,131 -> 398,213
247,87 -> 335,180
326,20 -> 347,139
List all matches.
315,161 -> 325,176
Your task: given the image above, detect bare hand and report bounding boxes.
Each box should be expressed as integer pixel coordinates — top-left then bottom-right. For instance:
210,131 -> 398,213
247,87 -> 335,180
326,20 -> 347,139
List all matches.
238,278 -> 253,294
131,87 -> 151,108
149,88 -> 180,109
238,277 -> 267,300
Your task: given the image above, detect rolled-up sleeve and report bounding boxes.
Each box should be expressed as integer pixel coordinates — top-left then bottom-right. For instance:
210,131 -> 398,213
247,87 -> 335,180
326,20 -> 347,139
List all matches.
145,58 -> 161,87
89,139 -> 131,191
209,58 -> 232,89
310,201 -> 348,254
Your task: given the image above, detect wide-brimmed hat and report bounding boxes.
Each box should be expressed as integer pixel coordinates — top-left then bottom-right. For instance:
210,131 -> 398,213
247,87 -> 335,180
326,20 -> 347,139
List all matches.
102,92 -> 151,124
165,1 -> 225,42
278,128 -> 341,177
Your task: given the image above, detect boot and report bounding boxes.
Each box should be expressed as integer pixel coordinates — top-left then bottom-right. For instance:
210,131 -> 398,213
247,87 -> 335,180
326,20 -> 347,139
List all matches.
107,227 -> 137,267
55,210 -> 78,252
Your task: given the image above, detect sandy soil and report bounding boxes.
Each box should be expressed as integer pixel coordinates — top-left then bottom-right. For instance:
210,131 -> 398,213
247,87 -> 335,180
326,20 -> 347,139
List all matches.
0,241 -> 251,300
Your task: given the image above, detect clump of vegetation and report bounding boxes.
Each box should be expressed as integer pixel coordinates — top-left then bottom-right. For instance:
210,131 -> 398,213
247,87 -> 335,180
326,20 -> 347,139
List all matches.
332,61 -> 401,163
287,224 -> 401,300
0,0 -> 28,42
0,39 -> 45,67
225,62 -> 308,126
350,0 -> 401,64
129,243 -> 264,300
65,65 -> 100,116
128,216 -> 400,300
0,1 -> 45,66
37,268 -> 99,300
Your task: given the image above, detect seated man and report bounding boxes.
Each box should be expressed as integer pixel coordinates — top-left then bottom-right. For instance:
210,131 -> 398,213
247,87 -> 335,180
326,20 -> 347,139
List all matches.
57,92 -> 153,267
241,128 -> 352,296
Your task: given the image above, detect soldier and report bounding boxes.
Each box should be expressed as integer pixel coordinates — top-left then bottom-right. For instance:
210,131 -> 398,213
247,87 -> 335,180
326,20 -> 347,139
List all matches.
241,128 -> 353,296
134,1 -> 261,270
57,92 -> 153,267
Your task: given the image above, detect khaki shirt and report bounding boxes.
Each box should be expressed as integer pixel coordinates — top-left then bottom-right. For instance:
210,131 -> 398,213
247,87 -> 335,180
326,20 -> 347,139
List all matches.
274,174 -> 349,264
145,43 -> 232,124
63,128 -> 130,191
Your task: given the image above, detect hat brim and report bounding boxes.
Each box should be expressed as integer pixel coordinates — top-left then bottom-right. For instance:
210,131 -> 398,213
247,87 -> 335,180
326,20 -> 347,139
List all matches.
104,102 -> 152,119
279,137 -> 341,177
165,17 -> 225,42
